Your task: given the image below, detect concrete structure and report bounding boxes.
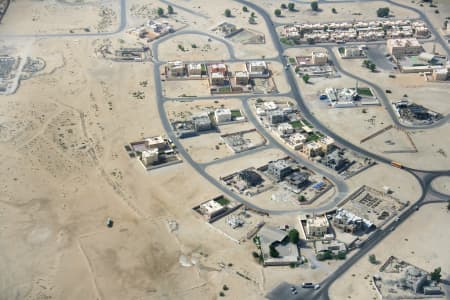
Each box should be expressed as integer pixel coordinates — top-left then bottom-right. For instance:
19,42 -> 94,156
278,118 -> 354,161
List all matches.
145,136 -> 166,150
289,133 -> 307,150
168,61 -> 186,77
187,63 -> 203,76
315,240 -> 346,255
264,101 -> 278,111
210,72 -> 226,86
267,159 -> 293,181
285,172 -> 309,189
247,61 -> 268,77
303,142 -> 323,158
214,108 -> 232,124
277,123 -> 294,136
342,46 -> 365,58
325,87 -> 359,108
333,208 -> 374,233
311,51 -> 328,65
235,71 -> 249,85
432,67 -> 448,81
141,148 -> 159,166
192,113 -> 212,132
239,169 -> 263,187
305,215 -> 329,238
199,199 -> 227,221
267,110 -> 285,125
318,136 -> 335,153
387,38 -> 424,59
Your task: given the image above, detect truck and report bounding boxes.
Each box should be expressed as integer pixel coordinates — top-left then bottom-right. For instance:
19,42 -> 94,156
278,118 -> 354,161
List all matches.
391,161 -> 403,169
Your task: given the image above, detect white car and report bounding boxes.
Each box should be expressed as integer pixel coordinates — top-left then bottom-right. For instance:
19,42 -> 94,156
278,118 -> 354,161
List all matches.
314,284 -> 320,290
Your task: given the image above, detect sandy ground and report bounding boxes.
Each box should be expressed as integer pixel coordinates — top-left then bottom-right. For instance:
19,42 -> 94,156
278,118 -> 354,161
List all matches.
157,34 -> 231,61
0,0 -> 119,35
260,0 -> 419,24
431,176 -> 450,196
329,202 -> 450,300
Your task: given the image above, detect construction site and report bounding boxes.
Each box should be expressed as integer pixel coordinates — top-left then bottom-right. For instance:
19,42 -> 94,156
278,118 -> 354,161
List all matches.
392,99 -> 443,126
221,129 -> 266,153
0,55 -> 45,95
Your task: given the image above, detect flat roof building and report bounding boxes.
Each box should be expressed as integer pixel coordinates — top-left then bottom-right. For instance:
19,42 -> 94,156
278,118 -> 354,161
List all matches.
199,199 -> 227,221
145,136 -> 166,150
267,159 -> 293,181
306,215 -> 329,238
214,108 -> 232,124
311,51 -> 328,65
387,38 -> 423,59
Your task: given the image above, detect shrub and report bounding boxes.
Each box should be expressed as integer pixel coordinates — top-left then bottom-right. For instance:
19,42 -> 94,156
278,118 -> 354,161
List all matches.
274,9 -> 282,17
311,1 -> 319,11
243,6 -> 248,12
288,3 -> 295,11
225,9 -> 232,17
377,7 -> 390,18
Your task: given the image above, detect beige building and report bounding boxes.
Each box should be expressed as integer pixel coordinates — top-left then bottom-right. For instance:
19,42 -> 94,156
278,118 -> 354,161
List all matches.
214,108 -> 232,123
386,38 -> 423,59
303,141 -> 323,158
145,136 -> 166,150
199,200 -> 227,221
306,215 -> 329,238
311,51 -> 328,65
141,148 -> 159,166
289,133 -> 307,150
318,136 -> 335,153
235,71 -> 249,85
210,72 -> 225,86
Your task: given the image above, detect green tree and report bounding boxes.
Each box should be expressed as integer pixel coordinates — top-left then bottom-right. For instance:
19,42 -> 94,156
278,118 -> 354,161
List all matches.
447,200 -> 450,210
298,195 -> 306,202
311,1 -> 319,11
336,251 -> 347,260
274,9 -> 282,17
430,267 -> 442,282
219,291 -> 225,297
377,7 -> 390,18
369,254 -> 378,264
369,63 -> 377,72
332,8 -> 337,14
269,245 -> 279,258
252,251 -> 259,258
157,7 -> 164,16
251,12 -> 256,18
167,5 -> 174,14
223,285 -> 229,291
281,3 -> 287,9
243,6 -> 248,12
302,74 -> 310,83
288,3 -> 295,11
288,229 -> 300,244
225,9 -> 232,17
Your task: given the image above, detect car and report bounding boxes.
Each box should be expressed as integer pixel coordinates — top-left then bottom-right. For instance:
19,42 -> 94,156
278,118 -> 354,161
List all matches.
292,290 -> 298,295
290,286 -> 296,291
302,282 -> 314,288
414,205 -> 419,211
314,284 -> 320,290
385,89 -> 392,93
394,217 -> 400,222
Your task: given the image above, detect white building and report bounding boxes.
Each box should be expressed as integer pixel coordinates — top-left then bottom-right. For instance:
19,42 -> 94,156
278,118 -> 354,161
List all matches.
187,63 -> 202,76
168,61 -> 186,76
311,51 -> 328,65
199,200 -> 227,220
248,61 -> 268,77
214,108 -> 232,124
264,101 -> 278,111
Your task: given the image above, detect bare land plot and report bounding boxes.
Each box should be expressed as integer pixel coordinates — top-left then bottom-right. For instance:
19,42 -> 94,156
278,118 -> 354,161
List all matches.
431,176 -> 450,195
0,0 -> 119,35
163,79 -> 211,98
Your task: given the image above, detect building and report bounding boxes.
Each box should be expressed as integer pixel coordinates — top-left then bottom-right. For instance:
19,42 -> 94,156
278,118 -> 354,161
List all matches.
267,110 -> 285,125
199,199 -> 227,221
303,142 -> 323,158
264,101 -> 278,111
192,113 -> 212,132
210,72 -> 226,86
318,136 -> 335,153
432,67 -> 448,81
387,38 -> 424,59
289,133 -> 307,150
168,61 -> 186,77
247,61 -> 268,77
311,51 -> 328,65
239,169 -> 263,186
277,123 -> 294,136
141,148 -> 159,166
235,71 -> 249,85
333,208 -> 374,233
305,215 -> 329,238
285,171 -> 309,189
315,240 -> 346,255
210,63 -> 227,74
187,63 -> 203,76
214,108 -> 232,124
267,159 -> 293,181
342,46 -> 365,58
145,136 -> 166,150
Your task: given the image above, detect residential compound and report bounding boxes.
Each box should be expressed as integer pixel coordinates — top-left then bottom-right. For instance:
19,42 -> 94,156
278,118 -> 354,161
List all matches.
127,20 -> 175,42
387,38 -> 449,77
165,60 -> 271,94
281,19 -> 430,44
